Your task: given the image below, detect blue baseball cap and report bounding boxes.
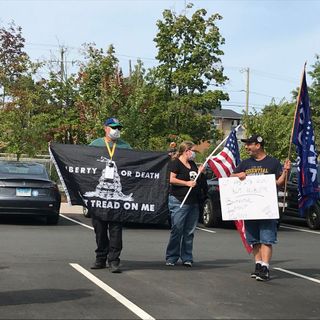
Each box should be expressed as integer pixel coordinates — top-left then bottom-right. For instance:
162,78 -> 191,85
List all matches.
104,117 -> 123,128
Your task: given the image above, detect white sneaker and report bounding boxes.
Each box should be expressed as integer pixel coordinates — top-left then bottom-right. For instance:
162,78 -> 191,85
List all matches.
183,261 -> 192,267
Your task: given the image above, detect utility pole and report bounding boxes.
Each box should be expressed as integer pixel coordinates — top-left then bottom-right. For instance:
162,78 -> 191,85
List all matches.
59,46 -> 70,143
60,47 -> 65,83
129,59 -> 132,79
245,67 -> 250,117
240,67 -> 250,137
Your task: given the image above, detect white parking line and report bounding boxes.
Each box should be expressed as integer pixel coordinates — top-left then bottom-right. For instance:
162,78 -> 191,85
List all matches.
60,214 -> 93,230
274,267 -> 320,284
280,224 -> 320,235
61,214 -> 218,235
70,263 -> 155,320
196,227 -> 216,234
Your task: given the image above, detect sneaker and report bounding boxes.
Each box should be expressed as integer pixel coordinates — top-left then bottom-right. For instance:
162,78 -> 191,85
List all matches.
256,265 -> 270,281
165,261 -> 175,266
250,263 -> 262,278
91,260 -> 107,269
183,261 -> 192,267
109,261 -> 122,273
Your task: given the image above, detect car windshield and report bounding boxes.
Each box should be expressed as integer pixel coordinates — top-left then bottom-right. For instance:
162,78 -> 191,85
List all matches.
0,162 -> 49,179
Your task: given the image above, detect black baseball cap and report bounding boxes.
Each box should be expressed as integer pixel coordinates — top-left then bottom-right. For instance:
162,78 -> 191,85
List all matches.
241,134 -> 264,146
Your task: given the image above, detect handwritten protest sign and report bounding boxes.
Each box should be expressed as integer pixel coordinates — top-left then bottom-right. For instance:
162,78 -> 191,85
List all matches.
219,174 -> 279,220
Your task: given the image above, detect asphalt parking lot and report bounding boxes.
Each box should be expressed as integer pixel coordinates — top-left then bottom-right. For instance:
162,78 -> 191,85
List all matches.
0,205 -> 319,319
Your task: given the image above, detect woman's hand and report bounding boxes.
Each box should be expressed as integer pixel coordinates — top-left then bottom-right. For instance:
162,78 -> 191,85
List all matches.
198,164 -> 205,173
186,180 -> 197,188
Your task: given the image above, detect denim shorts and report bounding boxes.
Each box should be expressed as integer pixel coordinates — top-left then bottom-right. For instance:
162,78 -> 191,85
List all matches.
244,219 -> 278,245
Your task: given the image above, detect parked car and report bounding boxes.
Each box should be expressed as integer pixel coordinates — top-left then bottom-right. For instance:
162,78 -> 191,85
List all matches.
0,161 -> 61,224
280,165 -> 320,230
201,169 -> 222,227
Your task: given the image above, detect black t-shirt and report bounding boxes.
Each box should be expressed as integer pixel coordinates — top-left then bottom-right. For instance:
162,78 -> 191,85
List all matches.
233,155 -> 282,179
169,158 -> 201,204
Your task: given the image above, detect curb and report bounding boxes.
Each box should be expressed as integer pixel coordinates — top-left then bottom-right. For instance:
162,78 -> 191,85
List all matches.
60,202 -> 83,214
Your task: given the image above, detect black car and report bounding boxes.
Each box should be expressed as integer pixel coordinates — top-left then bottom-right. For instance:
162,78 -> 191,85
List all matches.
201,169 -> 222,227
280,165 -> 320,230
0,161 -> 61,224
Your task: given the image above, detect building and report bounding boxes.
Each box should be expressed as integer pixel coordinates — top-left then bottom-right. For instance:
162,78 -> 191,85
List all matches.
194,108 -> 244,154
212,108 -> 243,138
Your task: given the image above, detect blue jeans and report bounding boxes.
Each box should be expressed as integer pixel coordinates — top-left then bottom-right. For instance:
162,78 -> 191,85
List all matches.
166,195 -> 199,263
245,219 -> 278,245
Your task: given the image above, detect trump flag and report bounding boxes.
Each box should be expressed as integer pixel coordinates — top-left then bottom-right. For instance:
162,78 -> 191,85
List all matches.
292,69 -> 319,215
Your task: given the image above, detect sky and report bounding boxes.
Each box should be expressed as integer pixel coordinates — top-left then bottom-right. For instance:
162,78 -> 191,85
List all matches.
1,0 -> 320,114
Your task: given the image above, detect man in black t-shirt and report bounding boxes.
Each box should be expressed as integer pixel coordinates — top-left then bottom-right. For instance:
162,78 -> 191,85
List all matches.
231,134 -> 291,281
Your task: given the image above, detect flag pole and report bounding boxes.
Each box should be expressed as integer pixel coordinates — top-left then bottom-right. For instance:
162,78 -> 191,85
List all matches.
180,124 -> 243,208
282,62 -> 307,212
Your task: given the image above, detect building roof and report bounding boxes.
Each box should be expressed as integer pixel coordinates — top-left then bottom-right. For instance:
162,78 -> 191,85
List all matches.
212,108 -> 242,119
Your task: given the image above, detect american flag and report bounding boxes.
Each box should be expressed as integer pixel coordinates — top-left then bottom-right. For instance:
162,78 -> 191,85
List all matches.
292,69 -> 319,215
208,129 -> 252,254
208,129 -> 240,177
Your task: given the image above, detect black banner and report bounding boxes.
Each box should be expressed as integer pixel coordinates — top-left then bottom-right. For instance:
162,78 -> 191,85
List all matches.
50,143 -> 170,224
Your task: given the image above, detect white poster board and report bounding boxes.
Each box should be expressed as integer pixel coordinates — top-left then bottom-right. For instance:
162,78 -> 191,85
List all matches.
219,174 -> 279,220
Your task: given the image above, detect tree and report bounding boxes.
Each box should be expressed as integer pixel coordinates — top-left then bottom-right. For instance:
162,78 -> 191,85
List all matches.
242,56 -> 320,162
0,22 -> 50,159
43,65 -> 80,144
76,44 -> 125,143
307,56 -> 320,151
0,22 -> 29,106
0,75 -> 51,159
154,4 -> 227,95
289,59 -> 320,153
243,101 -> 296,161
152,4 -> 229,144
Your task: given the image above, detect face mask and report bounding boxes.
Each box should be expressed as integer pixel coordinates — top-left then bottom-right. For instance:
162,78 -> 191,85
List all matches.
188,150 -> 196,161
108,128 -> 121,140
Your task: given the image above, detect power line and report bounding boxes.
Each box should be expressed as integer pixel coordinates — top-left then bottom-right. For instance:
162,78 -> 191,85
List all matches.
250,68 -> 297,83
25,42 -> 79,50
25,42 -> 157,62
24,43 -> 300,83
222,101 -> 260,107
214,85 -> 289,101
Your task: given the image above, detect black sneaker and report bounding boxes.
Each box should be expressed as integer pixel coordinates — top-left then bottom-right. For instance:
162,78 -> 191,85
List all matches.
250,263 -> 262,278
91,260 -> 107,269
110,261 -> 122,273
256,265 -> 270,281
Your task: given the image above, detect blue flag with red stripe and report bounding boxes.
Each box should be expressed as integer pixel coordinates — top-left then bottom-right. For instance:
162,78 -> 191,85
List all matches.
292,69 -> 319,216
